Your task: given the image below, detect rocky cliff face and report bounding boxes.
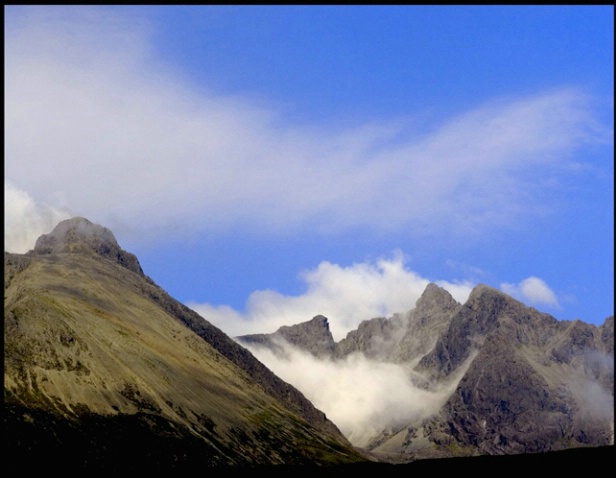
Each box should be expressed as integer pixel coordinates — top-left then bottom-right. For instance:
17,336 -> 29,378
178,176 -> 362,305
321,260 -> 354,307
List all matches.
4,218 -> 367,471
413,286 -> 614,457
237,282 -> 614,462
239,315 -> 336,359
30,216 -> 144,275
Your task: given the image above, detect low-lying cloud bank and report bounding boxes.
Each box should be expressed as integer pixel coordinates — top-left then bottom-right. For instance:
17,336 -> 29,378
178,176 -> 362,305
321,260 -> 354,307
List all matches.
242,338 -> 470,447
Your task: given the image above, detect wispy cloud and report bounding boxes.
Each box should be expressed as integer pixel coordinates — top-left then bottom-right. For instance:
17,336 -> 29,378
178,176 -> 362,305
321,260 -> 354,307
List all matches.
5,7 -> 611,248
500,276 -> 560,308
190,252 -> 473,341
4,181 -> 71,253
242,339 -> 470,447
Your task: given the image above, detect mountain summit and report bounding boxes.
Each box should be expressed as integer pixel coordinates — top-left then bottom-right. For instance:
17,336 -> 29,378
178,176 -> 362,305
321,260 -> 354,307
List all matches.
5,217 -> 367,471
31,216 -> 144,275
237,282 -> 614,461
239,315 -> 336,358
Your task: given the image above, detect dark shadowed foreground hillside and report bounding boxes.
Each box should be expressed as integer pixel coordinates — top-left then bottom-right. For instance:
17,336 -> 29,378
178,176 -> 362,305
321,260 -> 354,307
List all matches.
244,445 -> 614,476
4,217 -> 367,470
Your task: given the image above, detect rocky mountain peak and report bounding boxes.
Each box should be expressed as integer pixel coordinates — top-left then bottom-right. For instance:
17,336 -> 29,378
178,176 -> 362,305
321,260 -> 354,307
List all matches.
415,282 -> 460,312
276,315 -> 336,355
279,314 -> 331,335
462,283 -> 524,323
237,315 -> 336,358
33,217 -> 117,251
233,280 -> 614,461
467,282 -> 499,299
31,217 -> 144,276
273,314 -> 336,355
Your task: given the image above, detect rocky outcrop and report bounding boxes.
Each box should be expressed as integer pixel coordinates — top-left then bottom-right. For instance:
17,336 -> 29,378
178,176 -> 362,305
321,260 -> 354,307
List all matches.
334,315 -> 406,361
29,216 -> 144,276
416,284 -> 558,377
239,284 -> 462,364
240,282 -> 614,461
238,315 -> 336,359
601,316 -> 614,354
390,283 -> 462,365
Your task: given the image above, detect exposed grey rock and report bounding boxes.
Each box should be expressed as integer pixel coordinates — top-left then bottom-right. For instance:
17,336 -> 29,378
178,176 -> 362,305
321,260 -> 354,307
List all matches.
401,285 -> 613,456
334,283 -> 461,363
242,282 -> 614,461
29,216 -> 144,276
334,315 -> 405,360
391,283 -> 462,365
600,315 -> 614,355
238,315 -> 336,359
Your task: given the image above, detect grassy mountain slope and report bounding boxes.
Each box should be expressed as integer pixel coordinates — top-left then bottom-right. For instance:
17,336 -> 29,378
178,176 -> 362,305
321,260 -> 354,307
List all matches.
4,218 -> 367,470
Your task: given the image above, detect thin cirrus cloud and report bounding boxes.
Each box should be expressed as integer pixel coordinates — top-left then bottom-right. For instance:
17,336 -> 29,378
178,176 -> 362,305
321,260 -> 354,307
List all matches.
500,276 -> 561,308
4,8 -> 611,250
188,252 -> 475,341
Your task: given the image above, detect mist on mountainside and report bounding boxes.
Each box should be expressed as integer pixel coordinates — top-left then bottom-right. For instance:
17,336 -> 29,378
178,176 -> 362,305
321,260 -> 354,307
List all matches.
242,337 -> 473,447
236,288 -> 614,456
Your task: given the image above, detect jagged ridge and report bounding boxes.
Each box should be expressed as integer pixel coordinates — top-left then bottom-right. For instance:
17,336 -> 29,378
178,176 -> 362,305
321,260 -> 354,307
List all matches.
237,282 -> 614,461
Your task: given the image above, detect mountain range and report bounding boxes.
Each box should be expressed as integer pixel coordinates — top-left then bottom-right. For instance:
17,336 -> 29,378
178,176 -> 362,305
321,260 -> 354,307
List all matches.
237,282 -> 614,462
4,217 -> 613,471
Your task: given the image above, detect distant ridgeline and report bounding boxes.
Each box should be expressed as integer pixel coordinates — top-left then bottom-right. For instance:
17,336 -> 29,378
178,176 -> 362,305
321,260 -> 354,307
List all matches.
237,283 -> 614,460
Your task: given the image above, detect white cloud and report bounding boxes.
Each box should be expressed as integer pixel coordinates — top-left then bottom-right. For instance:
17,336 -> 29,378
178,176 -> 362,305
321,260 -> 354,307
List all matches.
500,276 -> 560,308
189,252 -> 473,341
4,181 -> 72,253
5,7 -> 612,247
242,339 -> 465,447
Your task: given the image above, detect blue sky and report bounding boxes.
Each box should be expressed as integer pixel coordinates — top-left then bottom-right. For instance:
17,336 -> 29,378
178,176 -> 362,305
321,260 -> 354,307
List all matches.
5,5 -> 614,340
